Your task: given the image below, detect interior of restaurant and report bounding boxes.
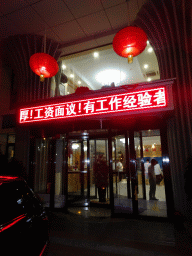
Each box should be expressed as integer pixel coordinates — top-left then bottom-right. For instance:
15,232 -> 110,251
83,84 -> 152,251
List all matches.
50,42 -> 160,96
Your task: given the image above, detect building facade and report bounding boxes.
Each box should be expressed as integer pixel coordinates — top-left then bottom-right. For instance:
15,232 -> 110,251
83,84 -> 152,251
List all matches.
0,0 -> 191,224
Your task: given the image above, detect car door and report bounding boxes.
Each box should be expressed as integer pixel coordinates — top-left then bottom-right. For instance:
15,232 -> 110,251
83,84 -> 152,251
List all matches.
16,181 -> 49,255
0,181 -> 28,255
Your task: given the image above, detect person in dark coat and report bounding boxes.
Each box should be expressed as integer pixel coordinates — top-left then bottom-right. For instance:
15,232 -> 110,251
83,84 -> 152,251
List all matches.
148,159 -> 158,200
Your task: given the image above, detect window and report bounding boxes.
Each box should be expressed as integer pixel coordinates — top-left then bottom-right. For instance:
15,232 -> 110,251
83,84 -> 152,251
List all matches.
51,43 -> 160,97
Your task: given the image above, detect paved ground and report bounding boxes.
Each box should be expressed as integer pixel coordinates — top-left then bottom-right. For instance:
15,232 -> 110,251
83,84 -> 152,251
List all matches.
45,207 -> 189,256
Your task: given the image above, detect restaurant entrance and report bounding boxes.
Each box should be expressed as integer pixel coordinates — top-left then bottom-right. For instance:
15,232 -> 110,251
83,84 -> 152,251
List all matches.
64,128 -> 170,218
32,125 -> 173,218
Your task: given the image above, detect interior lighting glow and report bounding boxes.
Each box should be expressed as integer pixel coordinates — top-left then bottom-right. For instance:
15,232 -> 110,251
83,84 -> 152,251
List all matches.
72,144 -> 79,150
148,47 -> 153,53
78,81 -> 81,85
144,64 -> 149,69
93,52 -> 99,58
120,138 -> 125,143
62,64 -> 66,69
96,69 -> 126,85
70,74 -> 74,78
163,157 -> 170,163
147,77 -> 152,81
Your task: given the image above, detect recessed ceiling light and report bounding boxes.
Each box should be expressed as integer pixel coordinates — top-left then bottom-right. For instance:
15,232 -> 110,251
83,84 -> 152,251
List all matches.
147,77 -> 151,81
144,64 -> 149,69
148,47 -> 153,53
70,74 -> 74,78
62,64 -> 66,69
93,52 -> 99,58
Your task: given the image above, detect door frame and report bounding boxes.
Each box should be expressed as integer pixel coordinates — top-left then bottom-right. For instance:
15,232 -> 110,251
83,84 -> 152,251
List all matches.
45,126 -> 174,219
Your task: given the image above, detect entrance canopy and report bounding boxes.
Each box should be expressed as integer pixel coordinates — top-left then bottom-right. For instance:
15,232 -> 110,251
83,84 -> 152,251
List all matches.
19,79 -> 174,126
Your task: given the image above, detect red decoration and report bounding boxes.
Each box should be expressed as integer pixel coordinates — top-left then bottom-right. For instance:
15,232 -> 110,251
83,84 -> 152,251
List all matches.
75,86 -> 90,94
29,53 -> 59,82
113,26 -> 148,63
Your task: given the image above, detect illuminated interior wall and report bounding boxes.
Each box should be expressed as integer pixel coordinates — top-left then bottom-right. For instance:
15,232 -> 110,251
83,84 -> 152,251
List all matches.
54,43 -> 160,96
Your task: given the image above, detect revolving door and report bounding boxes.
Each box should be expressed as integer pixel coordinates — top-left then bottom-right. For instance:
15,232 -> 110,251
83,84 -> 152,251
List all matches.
67,136 -> 109,206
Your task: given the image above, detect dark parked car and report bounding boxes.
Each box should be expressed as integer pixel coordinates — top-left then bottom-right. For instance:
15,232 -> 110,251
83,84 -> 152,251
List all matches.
0,176 -> 49,255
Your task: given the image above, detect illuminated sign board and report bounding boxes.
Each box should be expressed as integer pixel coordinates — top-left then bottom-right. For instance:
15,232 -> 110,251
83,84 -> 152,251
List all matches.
19,87 -> 168,124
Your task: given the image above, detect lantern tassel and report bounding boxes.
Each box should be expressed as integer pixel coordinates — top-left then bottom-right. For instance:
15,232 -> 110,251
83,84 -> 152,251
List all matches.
128,55 -> 133,64
40,74 -> 45,82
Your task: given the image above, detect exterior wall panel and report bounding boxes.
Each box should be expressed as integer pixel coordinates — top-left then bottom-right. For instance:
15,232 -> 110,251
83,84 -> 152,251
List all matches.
134,0 -> 192,216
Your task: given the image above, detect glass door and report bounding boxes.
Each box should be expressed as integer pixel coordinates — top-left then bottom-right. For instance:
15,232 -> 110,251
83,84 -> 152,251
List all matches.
67,139 -> 88,206
89,139 -> 109,204
134,130 -> 167,217
64,129 -> 168,217
111,129 -> 167,217
112,134 -> 133,214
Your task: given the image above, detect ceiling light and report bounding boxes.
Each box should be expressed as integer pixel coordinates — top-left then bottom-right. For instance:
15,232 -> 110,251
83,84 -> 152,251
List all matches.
72,144 -> 79,150
93,52 -> 99,58
148,47 -> 153,53
96,69 -> 126,85
62,64 -> 66,69
147,77 -> 151,81
70,74 -> 74,78
144,64 -> 148,69
78,81 -> 81,85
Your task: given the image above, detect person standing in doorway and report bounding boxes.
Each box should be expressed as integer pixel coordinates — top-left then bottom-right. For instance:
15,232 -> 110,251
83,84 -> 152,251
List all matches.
144,159 -> 150,179
148,159 -> 158,200
154,160 -> 163,185
117,158 -> 123,181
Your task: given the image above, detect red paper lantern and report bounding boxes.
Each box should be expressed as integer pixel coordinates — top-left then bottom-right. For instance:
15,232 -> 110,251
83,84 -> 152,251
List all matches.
29,53 -> 59,82
113,26 -> 148,63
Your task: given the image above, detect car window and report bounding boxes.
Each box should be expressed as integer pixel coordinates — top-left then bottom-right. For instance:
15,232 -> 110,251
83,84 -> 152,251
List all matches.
0,182 -> 24,224
0,181 -> 41,224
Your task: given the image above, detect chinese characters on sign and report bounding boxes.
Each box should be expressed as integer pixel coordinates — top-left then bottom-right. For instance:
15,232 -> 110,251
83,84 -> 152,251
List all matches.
19,87 -> 167,123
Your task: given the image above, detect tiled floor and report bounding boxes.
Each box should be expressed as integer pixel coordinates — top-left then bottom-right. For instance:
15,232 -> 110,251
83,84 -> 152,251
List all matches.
42,179 -> 167,218
113,180 -> 167,217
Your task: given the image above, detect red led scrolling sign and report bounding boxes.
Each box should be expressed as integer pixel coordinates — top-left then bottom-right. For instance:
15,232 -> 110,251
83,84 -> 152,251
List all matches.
19,87 -> 167,124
